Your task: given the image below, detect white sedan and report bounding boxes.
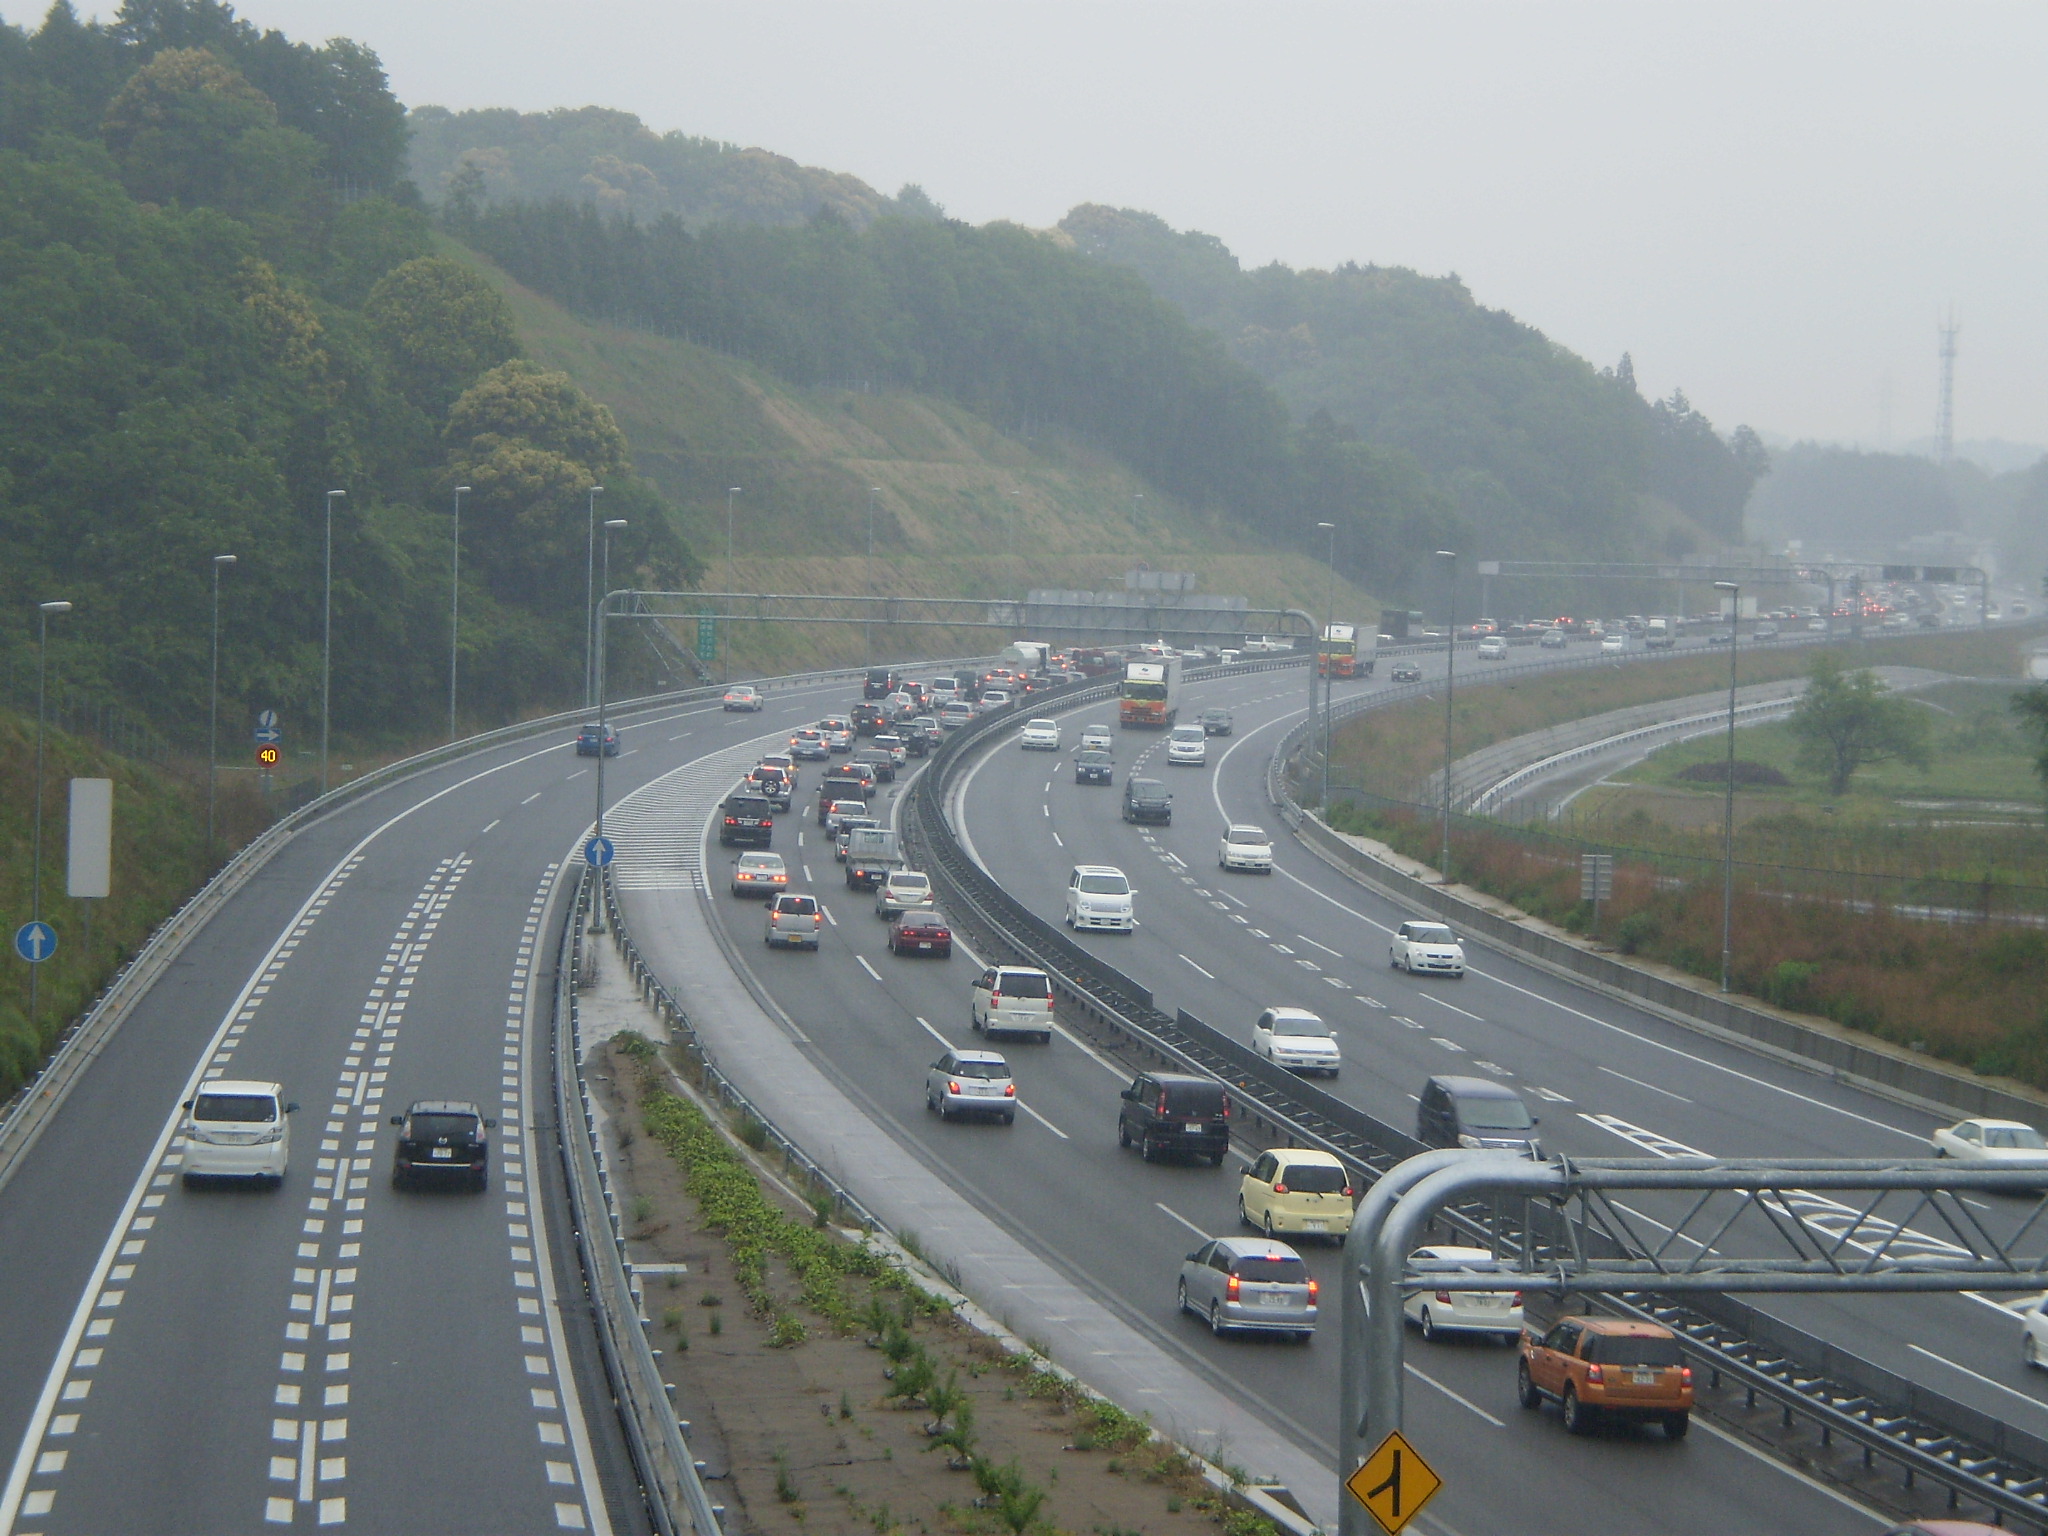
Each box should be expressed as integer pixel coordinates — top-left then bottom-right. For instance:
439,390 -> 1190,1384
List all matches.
1599,633 -> 1627,654
1930,1118 -> 2048,1163
1218,825 -> 1274,873
1018,718 -> 1061,750
1402,1246 -> 1524,1344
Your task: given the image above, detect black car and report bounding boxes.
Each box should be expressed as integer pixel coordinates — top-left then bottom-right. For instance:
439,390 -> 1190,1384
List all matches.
1075,750 -> 1113,786
822,763 -> 875,803
1117,1072 -> 1231,1164
1389,661 -> 1423,684
863,667 -> 899,700
718,793 -> 775,848
1198,708 -> 1234,737
1122,777 -> 1172,825
390,1100 -> 494,1190
852,702 -> 887,736
1416,1075 -> 1540,1157
852,747 -> 897,784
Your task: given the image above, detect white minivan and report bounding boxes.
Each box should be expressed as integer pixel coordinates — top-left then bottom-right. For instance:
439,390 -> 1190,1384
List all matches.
970,966 -> 1055,1043
1165,724 -> 1208,766
180,1079 -> 296,1185
1065,865 -> 1135,932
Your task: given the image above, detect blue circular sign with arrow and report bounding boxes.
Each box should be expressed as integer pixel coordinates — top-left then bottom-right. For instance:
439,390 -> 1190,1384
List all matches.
13,920 -> 57,963
584,836 -> 616,868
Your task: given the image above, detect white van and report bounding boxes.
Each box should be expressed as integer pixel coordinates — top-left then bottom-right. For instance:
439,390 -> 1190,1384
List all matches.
180,1079 -> 296,1185
1165,723 -> 1208,766
1065,865 -> 1135,932
971,966 -> 1055,1043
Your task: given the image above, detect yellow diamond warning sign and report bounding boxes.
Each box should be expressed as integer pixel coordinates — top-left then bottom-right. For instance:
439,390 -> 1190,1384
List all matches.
1344,1431 -> 1442,1535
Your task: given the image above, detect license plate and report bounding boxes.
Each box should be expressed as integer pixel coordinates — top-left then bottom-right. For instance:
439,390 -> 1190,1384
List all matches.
1185,1122 -> 1205,1133
917,941 -> 932,950
1305,1221 -> 1327,1233
430,1148 -> 453,1160
1630,1370 -> 1659,1386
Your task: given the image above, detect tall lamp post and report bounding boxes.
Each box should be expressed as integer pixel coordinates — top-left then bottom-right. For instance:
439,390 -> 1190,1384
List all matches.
1317,521 -> 1337,808
1436,550 -> 1458,883
1131,493 -> 1143,536
726,486 -> 742,567
1714,579 -> 1741,992
866,486 -> 881,663
29,599 -> 71,1025
447,485 -> 469,743
320,488 -> 344,796
207,555 -> 237,860
583,485 -> 604,707
591,520 -> 627,936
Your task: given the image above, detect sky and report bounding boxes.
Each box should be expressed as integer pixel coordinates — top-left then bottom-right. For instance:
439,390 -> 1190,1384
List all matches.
18,1 -> 2045,450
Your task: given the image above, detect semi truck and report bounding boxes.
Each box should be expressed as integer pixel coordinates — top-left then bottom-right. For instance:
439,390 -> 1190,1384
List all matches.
1317,622 -> 1378,678
1119,655 -> 1181,728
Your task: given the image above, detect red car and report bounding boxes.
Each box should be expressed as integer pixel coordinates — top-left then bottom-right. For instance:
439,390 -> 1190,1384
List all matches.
887,909 -> 952,958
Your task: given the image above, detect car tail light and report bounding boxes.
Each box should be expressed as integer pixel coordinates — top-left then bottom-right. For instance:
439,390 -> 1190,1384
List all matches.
1435,1290 -> 1452,1304
1343,1187 -> 1355,1198
1308,1279 -> 1320,1299
990,993 -> 1001,1007
1222,1096 -> 1233,1120
1156,1091 -> 1169,1114
1003,1084 -> 1016,1097
724,816 -> 737,825
948,1080 -> 963,1094
1679,1366 -> 1693,1387
1272,1183 -> 1289,1195
1511,1290 -> 1523,1308
1585,1364 -> 1604,1385
1226,1274 -> 1240,1301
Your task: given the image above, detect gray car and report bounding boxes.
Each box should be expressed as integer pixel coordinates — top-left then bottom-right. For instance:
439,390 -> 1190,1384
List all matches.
924,1049 -> 1015,1123
1176,1236 -> 1317,1339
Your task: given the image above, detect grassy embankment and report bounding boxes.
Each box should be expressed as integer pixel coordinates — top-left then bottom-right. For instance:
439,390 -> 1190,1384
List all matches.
0,709 -> 269,1102
1323,623 -> 2048,1088
464,240 -> 1380,679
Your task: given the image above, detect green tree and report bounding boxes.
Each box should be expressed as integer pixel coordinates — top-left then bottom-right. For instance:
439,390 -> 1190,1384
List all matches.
362,254 -> 520,413
1789,654 -> 1933,796
2012,683 -> 2048,813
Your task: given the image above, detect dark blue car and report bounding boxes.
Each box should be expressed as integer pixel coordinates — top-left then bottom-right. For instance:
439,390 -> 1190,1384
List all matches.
575,722 -> 620,757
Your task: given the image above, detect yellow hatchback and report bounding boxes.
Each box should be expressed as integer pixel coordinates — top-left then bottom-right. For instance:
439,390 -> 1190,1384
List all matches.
1238,1149 -> 1356,1242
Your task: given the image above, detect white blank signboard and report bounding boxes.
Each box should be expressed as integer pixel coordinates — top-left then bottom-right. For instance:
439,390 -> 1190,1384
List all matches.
68,777 -> 113,899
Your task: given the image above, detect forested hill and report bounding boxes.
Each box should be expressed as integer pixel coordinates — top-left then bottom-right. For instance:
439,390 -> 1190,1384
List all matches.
0,1 -> 693,749
1057,205 -> 1771,567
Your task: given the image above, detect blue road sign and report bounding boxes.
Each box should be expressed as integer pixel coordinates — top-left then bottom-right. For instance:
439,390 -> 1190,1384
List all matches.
253,726 -> 282,745
14,921 -> 56,963
256,709 -> 279,729
584,836 -> 616,868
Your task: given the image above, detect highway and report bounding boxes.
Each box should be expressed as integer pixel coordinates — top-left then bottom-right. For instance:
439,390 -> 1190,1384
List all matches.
0,678 -> 859,1536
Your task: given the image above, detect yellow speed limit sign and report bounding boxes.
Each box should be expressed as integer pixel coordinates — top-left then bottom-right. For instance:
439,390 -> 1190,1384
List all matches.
1345,1431 -> 1442,1535
256,743 -> 281,767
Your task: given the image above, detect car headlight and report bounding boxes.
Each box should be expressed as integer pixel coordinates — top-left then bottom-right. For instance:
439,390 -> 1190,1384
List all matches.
1458,1134 -> 1485,1149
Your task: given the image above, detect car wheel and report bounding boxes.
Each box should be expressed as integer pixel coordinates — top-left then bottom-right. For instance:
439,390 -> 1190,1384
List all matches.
1140,1134 -> 1157,1163
1001,1113 -> 1015,1126
1209,1302 -> 1227,1337
1262,1209 -> 1276,1239
472,1168 -> 488,1193
1420,1309 -> 1438,1343
391,1169 -> 407,1191
1517,1359 -> 1541,1409
1239,1197 -> 1255,1230
1664,1411 -> 1690,1440
1209,1150 -> 1226,1167
1118,1120 -> 1132,1149
1561,1385 -> 1594,1435
970,1008 -> 981,1032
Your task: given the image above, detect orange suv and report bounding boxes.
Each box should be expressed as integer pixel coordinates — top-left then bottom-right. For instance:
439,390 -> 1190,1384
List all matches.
1517,1316 -> 1693,1438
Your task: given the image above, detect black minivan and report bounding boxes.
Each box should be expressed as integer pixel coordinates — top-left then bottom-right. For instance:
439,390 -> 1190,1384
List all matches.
718,793 -> 775,848
863,667 -> 899,700
1118,1072 -> 1231,1164
1122,778 -> 1173,825
1416,1075 -> 1541,1157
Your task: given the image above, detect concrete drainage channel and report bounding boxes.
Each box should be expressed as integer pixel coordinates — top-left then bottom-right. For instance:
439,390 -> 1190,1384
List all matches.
904,679 -> 2048,1532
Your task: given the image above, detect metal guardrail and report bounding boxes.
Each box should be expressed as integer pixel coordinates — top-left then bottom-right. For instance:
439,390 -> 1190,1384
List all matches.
907,673 -> 2048,1529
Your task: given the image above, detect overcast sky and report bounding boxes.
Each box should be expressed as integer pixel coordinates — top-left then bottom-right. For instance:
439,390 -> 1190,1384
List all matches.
21,1 -> 2044,450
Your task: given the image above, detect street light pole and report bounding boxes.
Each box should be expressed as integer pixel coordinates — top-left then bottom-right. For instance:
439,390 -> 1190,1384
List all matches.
30,599 -> 71,1026
1437,550 -> 1458,883
726,486 -> 741,568
448,485 -> 469,743
867,486 -> 881,663
321,488 -> 344,796
1715,579 -> 1740,992
583,485 -> 604,708
207,555 -> 236,861
1131,493 -> 1143,536
1317,521 -> 1337,809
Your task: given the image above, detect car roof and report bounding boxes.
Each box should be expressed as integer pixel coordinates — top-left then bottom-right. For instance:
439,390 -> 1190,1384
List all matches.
1073,863 -> 1124,876
947,1049 -> 1008,1067
738,851 -> 784,864
1574,1317 -> 1675,1338
1411,1244 -> 1497,1262
198,1079 -> 282,1097
1216,1236 -> 1305,1260
1269,1148 -> 1345,1168
1964,1118 -> 2037,1131
1266,1006 -> 1323,1021
1431,1074 -> 1524,1101
406,1099 -> 482,1116
1027,717 -> 1057,727
995,964 -> 1049,977
1227,825 -> 1268,838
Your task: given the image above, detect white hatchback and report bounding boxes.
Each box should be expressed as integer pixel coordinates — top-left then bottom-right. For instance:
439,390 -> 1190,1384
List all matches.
1165,724 -> 1207,766
1252,1007 -> 1341,1077
1019,718 -> 1061,751
1065,865 -> 1134,932
181,1080 -> 296,1185
1391,920 -> 1466,977
1218,825 -> 1273,873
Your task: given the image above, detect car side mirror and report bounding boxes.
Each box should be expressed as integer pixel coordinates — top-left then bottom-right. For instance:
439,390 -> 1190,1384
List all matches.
181,1099 -> 192,1110
1531,1115 -> 1541,1125
285,1102 -> 299,1114
1120,1087 -> 1136,1101
389,1115 -> 404,1126
485,1119 -> 498,1129
1187,1251 -> 1202,1263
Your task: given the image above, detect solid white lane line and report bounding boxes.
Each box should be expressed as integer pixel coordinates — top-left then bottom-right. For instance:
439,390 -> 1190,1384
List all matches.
1598,1066 -> 1693,1103
1018,1102 -> 1069,1140
1405,1363 -> 1504,1427
856,955 -> 882,982
1295,934 -> 1343,959
1179,954 -> 1216,980
913,1015 -> 951,1048
1690,1415 -> 1897,1522
1155,1202 -> 1210,1240
1908,1344 -> 2048,1415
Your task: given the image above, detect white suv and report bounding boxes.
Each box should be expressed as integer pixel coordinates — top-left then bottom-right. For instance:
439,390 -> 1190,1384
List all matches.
1165,724 -> 1207,766
1065,865 -> 1134,932
1218,824 -> 1273,873
1252,1008 -> 1342,1076
1019,718 -> 1061,751
1390,920 -> 1466,977
971,966 -> 1055,1043
180,1080 -> 296,1185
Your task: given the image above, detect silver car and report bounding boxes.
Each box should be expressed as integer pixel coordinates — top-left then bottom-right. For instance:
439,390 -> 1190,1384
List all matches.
1176,1237 -> 1316,1339
1080,724 -> 1113,752
924,1049 -> 1015,1123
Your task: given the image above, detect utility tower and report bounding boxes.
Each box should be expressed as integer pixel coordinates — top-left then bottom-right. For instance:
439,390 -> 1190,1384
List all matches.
1936,310 -> 1959,465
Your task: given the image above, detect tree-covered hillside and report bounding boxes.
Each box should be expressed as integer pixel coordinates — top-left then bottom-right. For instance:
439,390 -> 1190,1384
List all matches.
409,104 -> 943,230
0,1 -> 694,751
1057,204 -> 1770,569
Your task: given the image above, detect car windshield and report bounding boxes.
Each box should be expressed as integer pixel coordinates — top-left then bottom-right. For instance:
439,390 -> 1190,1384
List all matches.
1278,1164 -> 1348,1193
1172,728 -> 1203,742
1130,782 -> 1166,800
778,897 -> 817,915
1409,924 -> 1456,944
1124,681 -> 1168,701
948,1058 -> 1009,1080
1028,719 -> 1056,730
1272,1016 -> 1326,1037
192,1092 -> 276,1123
901,912 -> 945,930
1162,1081 -> 1226,1114
1079,751 -> 1110,765
1077,873 -> 1128,894
1204,711 -> 1229,722
1585,1333 -> 1683,1367
995,972 -> 1050,998
1987,1126 -> 2048,1149
1229,827 -> 1268,844
1231,1255 -> 1309,1282
409,1113 -> 477,1142
1457,1095 -> 1534,1131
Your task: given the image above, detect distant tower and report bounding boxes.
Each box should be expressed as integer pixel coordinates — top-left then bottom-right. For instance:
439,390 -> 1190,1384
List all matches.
1936,311 -> 1959,465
